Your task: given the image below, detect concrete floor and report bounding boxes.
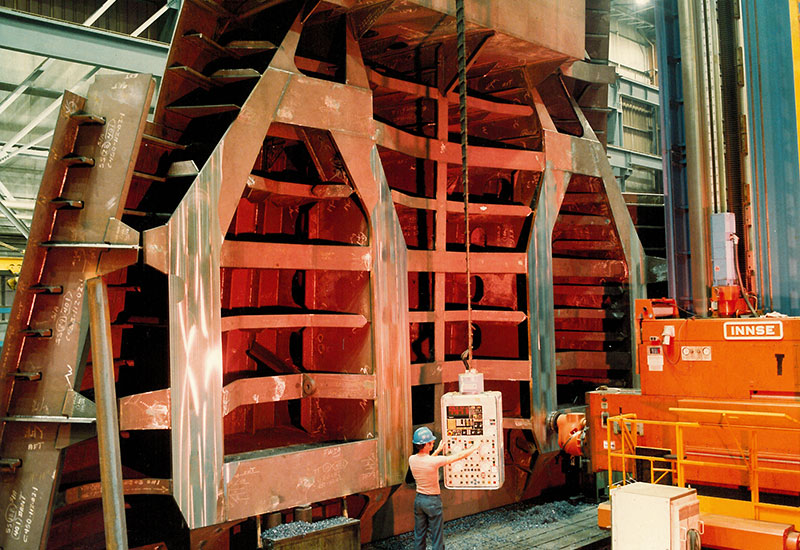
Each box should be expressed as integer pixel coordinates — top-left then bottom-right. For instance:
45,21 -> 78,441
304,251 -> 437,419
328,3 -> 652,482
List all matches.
362,498 -> 610,550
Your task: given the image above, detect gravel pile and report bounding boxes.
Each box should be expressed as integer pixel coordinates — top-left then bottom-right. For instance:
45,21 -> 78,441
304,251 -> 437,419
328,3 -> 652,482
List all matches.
363,499 -> 592,550
261,516 -> 354,541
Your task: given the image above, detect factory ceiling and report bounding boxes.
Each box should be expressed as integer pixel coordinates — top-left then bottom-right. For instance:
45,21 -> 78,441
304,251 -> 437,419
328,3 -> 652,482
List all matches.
0,0 -> 178,253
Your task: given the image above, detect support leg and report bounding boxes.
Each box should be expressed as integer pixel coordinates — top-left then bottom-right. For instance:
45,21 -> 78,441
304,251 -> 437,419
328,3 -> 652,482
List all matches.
87,276 -> 128,550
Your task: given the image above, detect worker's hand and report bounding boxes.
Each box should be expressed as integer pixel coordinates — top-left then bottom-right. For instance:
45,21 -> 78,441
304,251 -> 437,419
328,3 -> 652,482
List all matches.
433,440 -> 445,456
469,442 -> 480,453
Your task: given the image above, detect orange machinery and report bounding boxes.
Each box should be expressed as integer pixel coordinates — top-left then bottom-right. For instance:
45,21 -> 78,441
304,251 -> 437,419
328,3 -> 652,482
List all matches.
584,298 -> 800,549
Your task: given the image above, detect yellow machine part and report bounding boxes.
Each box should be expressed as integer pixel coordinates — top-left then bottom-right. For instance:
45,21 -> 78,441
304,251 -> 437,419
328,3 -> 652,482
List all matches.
0,257 -> 22,274
791,0 -> 800,174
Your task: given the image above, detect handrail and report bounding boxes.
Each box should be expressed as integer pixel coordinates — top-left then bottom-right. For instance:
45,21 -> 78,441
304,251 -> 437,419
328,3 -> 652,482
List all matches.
668,407 -> 800,426
605,412 -> 800,522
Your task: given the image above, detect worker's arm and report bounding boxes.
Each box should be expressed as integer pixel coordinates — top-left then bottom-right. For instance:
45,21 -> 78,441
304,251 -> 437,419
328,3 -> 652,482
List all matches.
432,440 -> 445,456
443,442 -> 480,465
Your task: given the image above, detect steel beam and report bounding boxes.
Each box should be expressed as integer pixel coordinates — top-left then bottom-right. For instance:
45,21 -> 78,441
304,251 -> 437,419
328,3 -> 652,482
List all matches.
220,241 -> 372,271
407,250 -> 527,273
0,74 -> 151,550
220,313 -> 368,331
0,139 -> 49,158
87,277 -> 128,550
607,144 -> 663,172
0,0 -> 117,118
118,389 -> 170,430
223,440 -> 380,520
221,374 -> 376,415
0,186 -> 29,238
617,76 -> 661,106
0,7 -> 169,76
528,164 -> 563,454
412,360 -> 531,385
374,122 -> 546,171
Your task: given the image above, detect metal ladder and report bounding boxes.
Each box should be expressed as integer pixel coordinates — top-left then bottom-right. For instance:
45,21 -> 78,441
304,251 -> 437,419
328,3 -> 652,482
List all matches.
0,73 -> 154,550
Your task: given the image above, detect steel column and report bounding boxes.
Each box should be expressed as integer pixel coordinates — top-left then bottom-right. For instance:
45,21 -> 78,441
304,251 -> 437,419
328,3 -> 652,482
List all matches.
528,164 -> 566,453
143,17 -> 299,528
87,277 -> 128,550
655,0 -> 692,310
333,135 -> 412,486
677,0 -> 711,314
742,0 -> 800,313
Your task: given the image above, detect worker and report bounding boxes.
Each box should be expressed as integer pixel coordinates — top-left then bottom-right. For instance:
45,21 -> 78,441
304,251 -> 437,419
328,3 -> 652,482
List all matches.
408,426 -> 479,550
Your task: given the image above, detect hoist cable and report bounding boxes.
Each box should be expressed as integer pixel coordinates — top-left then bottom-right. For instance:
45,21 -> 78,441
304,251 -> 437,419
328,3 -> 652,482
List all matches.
456,0 -> 473,368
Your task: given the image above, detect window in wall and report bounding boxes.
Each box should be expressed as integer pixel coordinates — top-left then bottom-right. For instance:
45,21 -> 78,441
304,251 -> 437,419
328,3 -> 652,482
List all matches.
621,97 -> 659,155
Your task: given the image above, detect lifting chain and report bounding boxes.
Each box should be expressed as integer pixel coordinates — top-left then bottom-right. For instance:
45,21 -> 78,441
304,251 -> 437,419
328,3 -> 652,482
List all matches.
456,0 -> 474,369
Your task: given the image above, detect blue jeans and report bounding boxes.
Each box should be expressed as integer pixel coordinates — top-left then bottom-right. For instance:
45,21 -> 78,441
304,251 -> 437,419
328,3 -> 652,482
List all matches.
414,493 -> 444,550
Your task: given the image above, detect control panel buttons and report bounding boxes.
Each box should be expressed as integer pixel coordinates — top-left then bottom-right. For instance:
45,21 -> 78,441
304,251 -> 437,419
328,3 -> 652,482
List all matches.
442,391 -> 505,489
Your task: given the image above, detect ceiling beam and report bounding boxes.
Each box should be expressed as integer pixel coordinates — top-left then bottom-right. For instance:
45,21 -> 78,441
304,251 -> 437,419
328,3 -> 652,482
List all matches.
0,81 -> 60,100
0,179 -> 29,238
0,7 -> 169,76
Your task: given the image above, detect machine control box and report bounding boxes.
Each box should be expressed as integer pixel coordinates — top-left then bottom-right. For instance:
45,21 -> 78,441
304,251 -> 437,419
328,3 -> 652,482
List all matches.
611,483 -> 700,549
441,391 -> 504,489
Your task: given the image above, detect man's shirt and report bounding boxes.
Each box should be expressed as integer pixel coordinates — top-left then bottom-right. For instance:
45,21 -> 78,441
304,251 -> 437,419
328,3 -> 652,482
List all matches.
408,453 -> 449,495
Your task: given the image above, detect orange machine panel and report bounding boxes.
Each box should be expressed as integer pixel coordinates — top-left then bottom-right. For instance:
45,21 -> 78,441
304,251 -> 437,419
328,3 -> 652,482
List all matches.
636,314 -> 799,400
586,300 -> 800,497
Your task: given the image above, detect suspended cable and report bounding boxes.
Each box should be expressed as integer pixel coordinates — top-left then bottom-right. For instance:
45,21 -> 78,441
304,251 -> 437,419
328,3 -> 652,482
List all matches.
456,0 -> 473,369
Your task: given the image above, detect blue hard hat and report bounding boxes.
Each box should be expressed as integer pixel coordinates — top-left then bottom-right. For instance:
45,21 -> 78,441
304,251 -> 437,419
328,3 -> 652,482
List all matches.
413,427 -> 436,445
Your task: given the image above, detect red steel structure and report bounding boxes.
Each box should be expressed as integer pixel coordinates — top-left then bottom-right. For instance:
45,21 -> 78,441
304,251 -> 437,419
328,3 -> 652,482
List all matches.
0,1 -> 647,548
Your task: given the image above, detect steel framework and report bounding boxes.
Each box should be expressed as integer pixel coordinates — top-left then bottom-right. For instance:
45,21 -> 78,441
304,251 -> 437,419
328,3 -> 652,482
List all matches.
0,1 -> 647,547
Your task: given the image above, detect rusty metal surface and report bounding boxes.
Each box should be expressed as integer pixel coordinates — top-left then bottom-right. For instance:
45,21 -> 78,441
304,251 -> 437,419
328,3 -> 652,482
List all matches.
223,440 -> 379,520
142,4 -> 413,528
356,0 -> 584,70
63,479 -> 172,506
143,10 -> 300,527
118,389 -> 171,431
161,144 -> 228,529
87,277 -> 128,550
354,142 -> 412,487
221,373 -> 376,415
0,74 -> 152,550
0,89 -> 85,436
5,0 -> 650,545
529,87 -> 646,451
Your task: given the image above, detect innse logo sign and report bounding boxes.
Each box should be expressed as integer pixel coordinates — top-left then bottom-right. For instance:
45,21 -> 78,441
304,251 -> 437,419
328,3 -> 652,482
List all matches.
723,320 -> 784,340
